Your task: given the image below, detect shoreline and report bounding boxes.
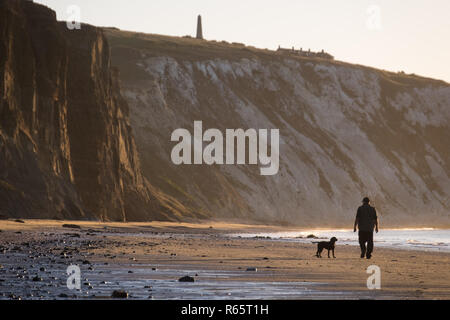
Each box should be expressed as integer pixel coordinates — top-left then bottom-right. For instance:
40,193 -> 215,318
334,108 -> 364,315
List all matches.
1,219 -> 449,300
229,228 -> 450,253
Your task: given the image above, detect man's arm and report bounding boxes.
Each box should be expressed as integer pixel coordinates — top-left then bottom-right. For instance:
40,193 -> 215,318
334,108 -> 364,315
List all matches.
354,209 -> 360,232
373,208 -> 379,233
353,217 -> 358,232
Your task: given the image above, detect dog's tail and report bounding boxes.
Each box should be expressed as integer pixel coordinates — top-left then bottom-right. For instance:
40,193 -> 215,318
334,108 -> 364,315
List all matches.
311,241 -> 320,244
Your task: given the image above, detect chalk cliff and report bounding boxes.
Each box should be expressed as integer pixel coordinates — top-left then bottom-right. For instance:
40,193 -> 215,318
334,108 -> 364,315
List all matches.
106,30 -> 450,227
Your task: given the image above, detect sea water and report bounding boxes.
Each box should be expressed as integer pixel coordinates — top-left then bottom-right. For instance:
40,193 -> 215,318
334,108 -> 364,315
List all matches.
230,229 -> 450,252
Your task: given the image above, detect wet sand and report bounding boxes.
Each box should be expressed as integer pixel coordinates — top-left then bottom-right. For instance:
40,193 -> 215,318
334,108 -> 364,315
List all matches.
0,219 -> 449,300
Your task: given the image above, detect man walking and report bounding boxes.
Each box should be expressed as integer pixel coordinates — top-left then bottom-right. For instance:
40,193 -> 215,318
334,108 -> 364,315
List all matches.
354,197 -> 379,259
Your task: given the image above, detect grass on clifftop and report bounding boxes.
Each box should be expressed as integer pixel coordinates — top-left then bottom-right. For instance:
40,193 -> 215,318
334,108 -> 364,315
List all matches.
103,28 -> 449,89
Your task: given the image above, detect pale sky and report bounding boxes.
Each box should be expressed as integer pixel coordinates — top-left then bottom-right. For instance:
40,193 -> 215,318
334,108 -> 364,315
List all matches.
35,0 -> 450,83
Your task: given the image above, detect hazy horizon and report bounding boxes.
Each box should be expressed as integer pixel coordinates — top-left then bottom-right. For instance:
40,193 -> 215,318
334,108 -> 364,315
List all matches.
34,0 -> 450,84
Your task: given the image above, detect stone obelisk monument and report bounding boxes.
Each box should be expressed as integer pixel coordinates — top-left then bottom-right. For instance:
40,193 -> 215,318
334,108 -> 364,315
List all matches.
196,15 -> 203,39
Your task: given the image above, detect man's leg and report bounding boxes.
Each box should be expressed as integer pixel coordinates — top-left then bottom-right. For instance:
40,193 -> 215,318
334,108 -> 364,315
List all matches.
366,231 -> 374,258
358,231 -> 367,258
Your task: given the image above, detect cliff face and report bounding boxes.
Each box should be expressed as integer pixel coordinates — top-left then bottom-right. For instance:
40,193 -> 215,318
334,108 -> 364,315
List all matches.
106,30 -> 450,227
0,0 -> 196,221
1,1 -> 449,226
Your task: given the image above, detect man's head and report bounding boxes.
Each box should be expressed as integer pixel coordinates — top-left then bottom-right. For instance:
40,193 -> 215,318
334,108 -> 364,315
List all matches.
363,197 -> 370,204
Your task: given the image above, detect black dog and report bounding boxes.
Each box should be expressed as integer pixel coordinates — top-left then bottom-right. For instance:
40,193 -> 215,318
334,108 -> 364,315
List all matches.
314,237 -> 338,258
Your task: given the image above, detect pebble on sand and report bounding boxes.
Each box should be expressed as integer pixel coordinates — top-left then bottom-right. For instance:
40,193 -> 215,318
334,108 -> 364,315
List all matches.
178,276 -> 195,282
62,224 -> 81,229
111,290 -> 128,298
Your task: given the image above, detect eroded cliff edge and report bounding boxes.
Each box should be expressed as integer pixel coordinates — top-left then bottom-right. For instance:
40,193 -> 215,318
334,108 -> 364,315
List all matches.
0,0 -> 198,221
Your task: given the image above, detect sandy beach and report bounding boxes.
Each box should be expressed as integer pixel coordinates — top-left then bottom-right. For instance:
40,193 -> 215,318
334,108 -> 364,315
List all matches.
0,219 -> 449,300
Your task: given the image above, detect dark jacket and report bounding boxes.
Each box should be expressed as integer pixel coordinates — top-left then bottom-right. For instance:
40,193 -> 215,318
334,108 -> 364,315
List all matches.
356,204 -> 377,232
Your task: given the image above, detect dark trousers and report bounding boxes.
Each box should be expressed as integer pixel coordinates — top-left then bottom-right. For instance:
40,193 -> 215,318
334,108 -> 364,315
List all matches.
358,231 -> 374,256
